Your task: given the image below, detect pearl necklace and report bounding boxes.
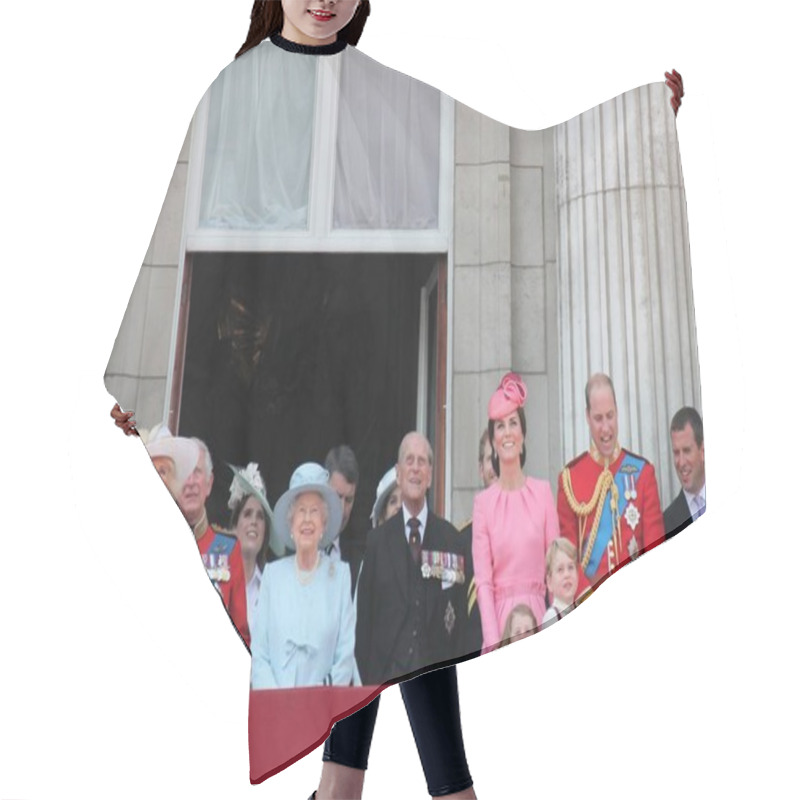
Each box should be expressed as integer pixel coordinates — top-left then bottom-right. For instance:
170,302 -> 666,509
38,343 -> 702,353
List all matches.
294,551 -> 321,586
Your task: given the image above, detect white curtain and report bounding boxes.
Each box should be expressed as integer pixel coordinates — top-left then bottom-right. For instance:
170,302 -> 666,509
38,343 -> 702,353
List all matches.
200,43 -> 317,230
334,49 -> 440,230
198,42 -> 441,233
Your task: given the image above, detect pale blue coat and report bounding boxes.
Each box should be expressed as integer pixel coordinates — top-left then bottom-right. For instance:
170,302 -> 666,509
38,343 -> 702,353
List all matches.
250,554 -> 358,689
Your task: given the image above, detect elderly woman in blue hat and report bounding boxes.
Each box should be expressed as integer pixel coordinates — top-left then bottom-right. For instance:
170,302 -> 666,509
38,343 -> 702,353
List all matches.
250,462 -> 358,689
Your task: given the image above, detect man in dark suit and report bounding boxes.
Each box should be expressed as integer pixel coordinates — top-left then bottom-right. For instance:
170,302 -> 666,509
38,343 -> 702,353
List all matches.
324,444 -> 363,596
355,431 -> 469,686
663,406 -> 706,539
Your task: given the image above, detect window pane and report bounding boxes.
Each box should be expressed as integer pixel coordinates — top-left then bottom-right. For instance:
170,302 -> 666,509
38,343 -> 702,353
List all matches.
334,50 -> 440,230
200,44 -> 317,230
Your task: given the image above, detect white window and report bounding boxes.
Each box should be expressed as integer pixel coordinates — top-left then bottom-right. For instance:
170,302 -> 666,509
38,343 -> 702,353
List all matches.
182,44 -> 453,253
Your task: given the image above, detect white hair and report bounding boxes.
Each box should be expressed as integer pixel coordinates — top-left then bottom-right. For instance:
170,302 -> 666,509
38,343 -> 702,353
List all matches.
397,431 -> 433,466
191,437 -> 213,478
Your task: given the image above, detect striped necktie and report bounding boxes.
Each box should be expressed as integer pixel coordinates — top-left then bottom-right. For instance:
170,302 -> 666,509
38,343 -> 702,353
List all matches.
408,517 -> 422,565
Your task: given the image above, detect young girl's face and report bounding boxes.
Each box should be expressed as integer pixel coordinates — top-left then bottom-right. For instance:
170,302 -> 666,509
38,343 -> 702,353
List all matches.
281,0 -> 361,46
509,611 -> 535,640
546,549 -> 578,604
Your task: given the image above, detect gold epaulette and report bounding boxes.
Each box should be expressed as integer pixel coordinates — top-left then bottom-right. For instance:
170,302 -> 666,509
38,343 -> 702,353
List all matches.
210,527 -> 238,545
564,450 -> 589,471
622,448 -> 651,465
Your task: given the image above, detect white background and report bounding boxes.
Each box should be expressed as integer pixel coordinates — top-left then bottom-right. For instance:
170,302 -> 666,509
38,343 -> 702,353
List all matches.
1,1 -> 797,798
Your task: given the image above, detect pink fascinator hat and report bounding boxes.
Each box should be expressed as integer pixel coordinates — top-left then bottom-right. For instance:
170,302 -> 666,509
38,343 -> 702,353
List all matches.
488,372 -> 528,420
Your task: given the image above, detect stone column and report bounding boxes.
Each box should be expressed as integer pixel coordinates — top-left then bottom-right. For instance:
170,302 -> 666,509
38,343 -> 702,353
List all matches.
509,126 -> 560,490
451,102 -> 512,525
555,83 -> 700,503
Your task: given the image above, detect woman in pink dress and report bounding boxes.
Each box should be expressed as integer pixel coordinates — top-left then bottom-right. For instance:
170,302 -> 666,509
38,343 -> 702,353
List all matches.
472,372 -> 560,651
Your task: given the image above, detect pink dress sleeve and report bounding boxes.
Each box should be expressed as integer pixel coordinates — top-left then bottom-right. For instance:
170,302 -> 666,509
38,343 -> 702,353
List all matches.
472,491 -> 500,651
542,480 -> 560,553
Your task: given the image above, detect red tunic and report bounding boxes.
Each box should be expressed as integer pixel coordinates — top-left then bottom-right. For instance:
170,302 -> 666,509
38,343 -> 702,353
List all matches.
556,448 -> 665,595
196,524 -> 251,648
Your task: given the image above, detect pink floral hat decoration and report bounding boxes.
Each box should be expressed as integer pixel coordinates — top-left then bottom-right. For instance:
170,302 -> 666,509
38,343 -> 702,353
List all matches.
488,372 -> 528,420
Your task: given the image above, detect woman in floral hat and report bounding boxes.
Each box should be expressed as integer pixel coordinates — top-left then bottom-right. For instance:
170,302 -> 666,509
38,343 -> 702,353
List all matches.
472,372 -> 560,651
227,462 -> 279,631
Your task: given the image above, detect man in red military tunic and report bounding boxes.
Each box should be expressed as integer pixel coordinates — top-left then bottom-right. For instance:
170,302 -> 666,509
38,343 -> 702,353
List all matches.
557,374 -> 665,595
179,437 -> 250,648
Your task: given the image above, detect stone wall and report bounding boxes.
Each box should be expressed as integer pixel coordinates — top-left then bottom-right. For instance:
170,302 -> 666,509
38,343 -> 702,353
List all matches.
104,124 -> 192,430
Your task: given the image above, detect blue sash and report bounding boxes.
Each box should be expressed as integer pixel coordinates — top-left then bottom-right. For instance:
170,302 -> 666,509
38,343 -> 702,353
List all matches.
208,531 -> 236,556
583,452 -> 645,576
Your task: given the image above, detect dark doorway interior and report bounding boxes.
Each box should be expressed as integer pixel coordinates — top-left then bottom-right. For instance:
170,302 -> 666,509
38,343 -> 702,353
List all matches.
179,251 -> 438,544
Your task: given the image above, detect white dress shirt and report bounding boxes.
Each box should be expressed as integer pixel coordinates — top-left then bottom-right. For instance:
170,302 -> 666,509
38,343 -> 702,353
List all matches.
246,564 -> 263,631
683,484 -> 706,520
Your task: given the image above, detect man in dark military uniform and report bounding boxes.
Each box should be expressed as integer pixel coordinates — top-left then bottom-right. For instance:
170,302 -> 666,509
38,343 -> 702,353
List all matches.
557,374 -> 665,596
355,432 -> 469,685
179,437 -> 250,648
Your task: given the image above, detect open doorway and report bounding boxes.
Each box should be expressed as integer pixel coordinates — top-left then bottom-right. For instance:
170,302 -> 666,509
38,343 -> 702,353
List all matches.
173,251 -> 445,538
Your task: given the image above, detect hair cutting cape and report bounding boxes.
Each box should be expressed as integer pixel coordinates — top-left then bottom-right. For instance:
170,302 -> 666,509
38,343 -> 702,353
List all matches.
105,36 -> 702,783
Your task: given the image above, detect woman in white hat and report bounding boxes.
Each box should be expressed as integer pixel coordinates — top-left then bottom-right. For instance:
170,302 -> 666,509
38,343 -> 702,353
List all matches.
227,462 -> 281,631
369,466 -> 402,529
250,462 -> 357,689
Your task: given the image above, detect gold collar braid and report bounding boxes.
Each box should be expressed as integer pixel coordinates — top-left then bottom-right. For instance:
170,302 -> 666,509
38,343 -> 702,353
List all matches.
192,510 -> 209,541
560,464 -> 619,571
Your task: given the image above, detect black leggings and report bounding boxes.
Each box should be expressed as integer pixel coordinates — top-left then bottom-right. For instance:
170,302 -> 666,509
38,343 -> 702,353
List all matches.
323,666 -> 472,797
